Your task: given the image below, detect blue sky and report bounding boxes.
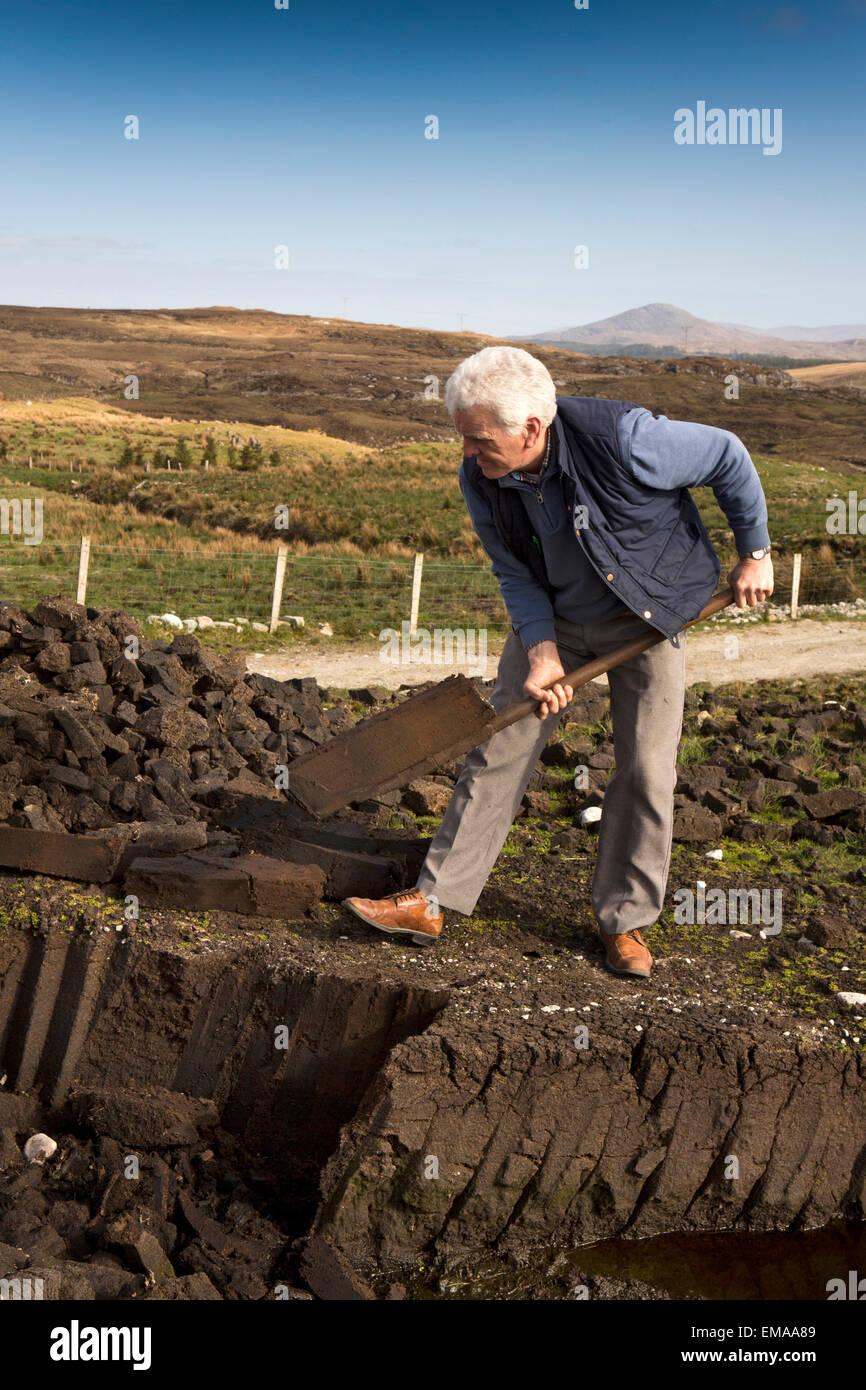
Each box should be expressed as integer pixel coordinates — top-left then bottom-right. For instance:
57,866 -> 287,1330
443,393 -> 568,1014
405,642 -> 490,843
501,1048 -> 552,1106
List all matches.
0,0 -> 863,334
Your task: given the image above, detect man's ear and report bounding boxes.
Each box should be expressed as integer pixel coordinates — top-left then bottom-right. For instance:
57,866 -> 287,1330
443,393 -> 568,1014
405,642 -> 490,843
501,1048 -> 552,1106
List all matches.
525,416 -> 543,448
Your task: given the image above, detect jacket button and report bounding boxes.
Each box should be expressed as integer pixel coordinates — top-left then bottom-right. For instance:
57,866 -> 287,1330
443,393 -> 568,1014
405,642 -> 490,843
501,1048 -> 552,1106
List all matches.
643,609 -> 652,619
606,573 -> 613,582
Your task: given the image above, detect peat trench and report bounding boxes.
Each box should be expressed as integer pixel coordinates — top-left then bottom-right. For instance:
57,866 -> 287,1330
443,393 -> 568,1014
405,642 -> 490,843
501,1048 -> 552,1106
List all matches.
0,594 -> 863,1299
0,896 -> 864,1302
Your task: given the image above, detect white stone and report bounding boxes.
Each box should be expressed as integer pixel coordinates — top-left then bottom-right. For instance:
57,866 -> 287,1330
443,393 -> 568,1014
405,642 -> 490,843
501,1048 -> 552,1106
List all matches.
319,622 -> 334,637
281,615 -> 305,629
160,612 -> 183,630
579,805 -> 602,827
24,1133 -> 57,1164
251,621 -> 268,633
235,617 -> 250,626
729,930 -> 752,939
183,618 -> 197,632
705,849 -> 723,860
837,991 -> 866,1009
195,615 -> 215,629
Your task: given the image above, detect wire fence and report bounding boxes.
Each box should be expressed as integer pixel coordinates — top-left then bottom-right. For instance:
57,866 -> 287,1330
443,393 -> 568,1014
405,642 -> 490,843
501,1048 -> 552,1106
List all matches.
0,543 -> 277,625
0,538 -> 863,636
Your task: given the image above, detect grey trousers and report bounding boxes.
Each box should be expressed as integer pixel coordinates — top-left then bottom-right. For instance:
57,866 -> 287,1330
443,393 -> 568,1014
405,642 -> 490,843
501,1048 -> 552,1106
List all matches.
415,611 -> 687,934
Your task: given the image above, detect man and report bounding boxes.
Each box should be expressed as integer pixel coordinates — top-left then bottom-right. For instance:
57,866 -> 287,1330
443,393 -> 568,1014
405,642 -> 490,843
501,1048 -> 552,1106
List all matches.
344,346 -> 773,979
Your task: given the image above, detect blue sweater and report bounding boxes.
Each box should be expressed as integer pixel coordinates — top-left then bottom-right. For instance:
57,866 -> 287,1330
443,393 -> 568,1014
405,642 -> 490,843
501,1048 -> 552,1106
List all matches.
460,407 -> 770,649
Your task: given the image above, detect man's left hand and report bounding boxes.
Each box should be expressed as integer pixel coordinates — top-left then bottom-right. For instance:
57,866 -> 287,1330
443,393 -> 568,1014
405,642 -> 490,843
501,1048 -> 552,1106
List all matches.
728,555 -> 774,609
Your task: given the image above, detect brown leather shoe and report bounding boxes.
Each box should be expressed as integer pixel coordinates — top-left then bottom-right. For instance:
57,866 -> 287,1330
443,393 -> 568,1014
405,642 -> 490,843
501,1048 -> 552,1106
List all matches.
598,928 -> 653,979
342,888 -> 443,945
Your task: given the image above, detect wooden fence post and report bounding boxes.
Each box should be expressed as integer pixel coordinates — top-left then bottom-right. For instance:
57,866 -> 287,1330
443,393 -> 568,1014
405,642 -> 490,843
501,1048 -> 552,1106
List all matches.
791,552 -> 802,620
76,535 -> 91,606
270,543 -> 289,633
409,552 -> 424,634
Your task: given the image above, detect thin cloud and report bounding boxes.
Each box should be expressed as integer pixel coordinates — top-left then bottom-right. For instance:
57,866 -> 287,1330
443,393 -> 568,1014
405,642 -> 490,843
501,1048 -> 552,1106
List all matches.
0,235 -> 151,254
746,5 -> 809,31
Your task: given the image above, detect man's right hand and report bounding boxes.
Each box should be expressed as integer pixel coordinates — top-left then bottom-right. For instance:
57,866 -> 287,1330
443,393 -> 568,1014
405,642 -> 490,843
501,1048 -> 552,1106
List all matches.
525,640 -> 573,720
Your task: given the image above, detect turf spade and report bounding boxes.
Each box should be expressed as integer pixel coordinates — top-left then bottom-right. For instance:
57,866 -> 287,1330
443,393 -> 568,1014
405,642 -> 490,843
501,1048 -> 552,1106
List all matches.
287,586 -> 736,818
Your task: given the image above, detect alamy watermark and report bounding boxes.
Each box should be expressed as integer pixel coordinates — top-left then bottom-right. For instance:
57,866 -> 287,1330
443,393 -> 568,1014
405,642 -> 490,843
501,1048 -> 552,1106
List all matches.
827,1270 -> 866,1300
50,1323 -> 151,1370
0,1276 -> 43,1300
379,622 -> 488,678
673,880 -> 782,935
0,496 -> 43,545
826,491 -> 866,535
674,102 -> 782,156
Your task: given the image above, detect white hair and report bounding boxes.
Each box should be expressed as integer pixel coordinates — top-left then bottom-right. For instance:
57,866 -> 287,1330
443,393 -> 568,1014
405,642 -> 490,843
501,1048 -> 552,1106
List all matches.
444,345 -> 557,435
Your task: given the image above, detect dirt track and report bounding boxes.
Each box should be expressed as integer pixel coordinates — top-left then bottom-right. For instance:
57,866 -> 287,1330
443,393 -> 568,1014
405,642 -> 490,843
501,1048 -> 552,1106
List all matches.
247,618 -> 866,691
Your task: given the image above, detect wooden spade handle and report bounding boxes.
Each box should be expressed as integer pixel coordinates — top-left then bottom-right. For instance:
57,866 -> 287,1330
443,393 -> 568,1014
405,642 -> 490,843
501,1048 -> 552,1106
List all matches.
486,586 -> 735,735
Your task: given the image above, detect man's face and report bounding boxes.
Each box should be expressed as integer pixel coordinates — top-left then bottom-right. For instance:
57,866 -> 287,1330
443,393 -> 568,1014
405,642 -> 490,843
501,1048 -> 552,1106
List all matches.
454,406 -> 541,479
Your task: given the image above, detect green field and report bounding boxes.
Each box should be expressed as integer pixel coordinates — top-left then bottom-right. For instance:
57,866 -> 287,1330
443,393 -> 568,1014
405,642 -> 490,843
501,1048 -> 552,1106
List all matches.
0,398 -> 862,639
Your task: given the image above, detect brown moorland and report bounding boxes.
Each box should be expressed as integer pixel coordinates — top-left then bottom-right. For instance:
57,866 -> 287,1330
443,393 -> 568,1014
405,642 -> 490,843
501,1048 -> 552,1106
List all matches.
0,304 -> 864,471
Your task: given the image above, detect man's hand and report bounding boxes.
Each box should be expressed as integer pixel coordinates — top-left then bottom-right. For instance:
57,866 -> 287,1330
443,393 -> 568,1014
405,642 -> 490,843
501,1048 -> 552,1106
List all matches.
525,640 -> 573,720
728,555 -> 774,609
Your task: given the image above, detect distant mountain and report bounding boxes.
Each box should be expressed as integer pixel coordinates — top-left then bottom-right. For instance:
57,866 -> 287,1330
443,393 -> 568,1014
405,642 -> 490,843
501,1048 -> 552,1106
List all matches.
517,302 -> 866,361
770,323 -> 866,343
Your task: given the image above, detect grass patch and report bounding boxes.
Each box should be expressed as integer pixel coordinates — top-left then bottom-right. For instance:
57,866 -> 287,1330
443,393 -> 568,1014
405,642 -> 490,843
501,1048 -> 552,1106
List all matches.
678,736 -> 709,765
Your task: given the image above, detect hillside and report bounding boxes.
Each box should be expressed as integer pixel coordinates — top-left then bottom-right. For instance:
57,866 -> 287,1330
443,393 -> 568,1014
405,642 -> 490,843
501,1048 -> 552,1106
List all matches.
0,306 -> 865,472
788,361 -> 866,390
0,304 -> 577,449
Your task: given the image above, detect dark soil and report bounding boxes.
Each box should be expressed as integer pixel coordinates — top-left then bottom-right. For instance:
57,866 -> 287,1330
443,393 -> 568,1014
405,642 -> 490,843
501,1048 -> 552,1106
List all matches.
0,1082 -> 314,1301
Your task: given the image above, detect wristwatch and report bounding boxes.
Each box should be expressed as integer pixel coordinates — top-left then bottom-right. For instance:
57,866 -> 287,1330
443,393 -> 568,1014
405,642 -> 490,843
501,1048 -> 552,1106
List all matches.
738,544 -> 772,561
